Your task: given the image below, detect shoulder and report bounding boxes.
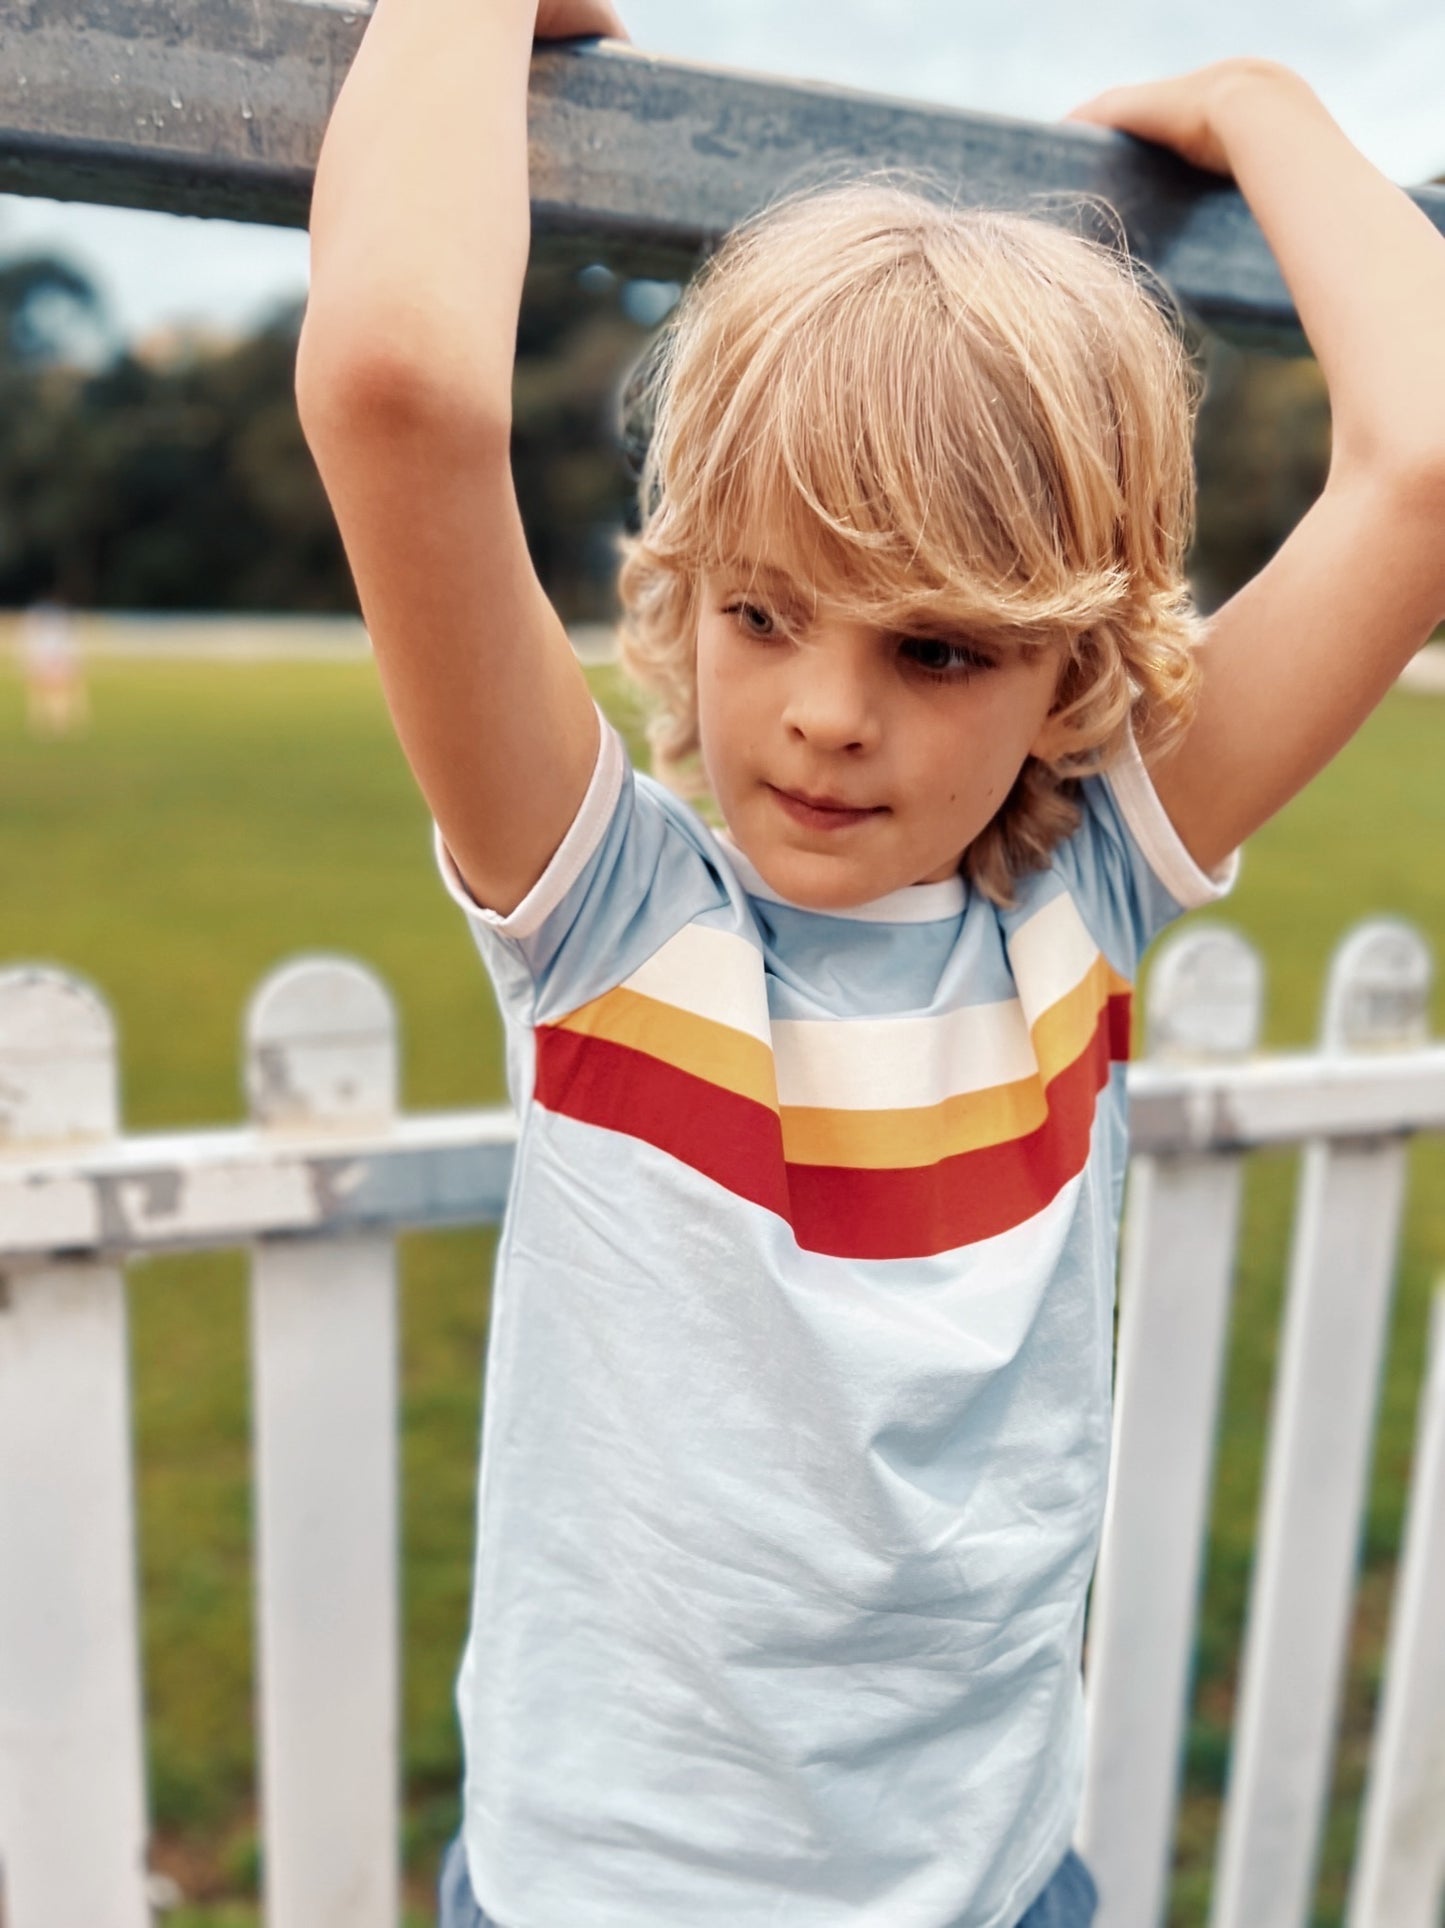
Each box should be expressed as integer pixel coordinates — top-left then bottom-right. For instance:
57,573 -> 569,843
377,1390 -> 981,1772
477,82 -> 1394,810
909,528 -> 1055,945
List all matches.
1019,735 -> 1240,982
435,712 -> 757,1021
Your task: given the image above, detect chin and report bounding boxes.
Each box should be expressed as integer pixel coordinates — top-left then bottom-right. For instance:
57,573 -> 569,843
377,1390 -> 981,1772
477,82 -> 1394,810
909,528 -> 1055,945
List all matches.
759,847 -> 889,910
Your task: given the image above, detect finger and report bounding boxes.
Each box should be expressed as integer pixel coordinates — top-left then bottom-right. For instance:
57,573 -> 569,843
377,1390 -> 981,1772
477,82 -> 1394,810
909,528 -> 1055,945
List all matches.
536,0 -> 627,42
1059,87 -> 1135,126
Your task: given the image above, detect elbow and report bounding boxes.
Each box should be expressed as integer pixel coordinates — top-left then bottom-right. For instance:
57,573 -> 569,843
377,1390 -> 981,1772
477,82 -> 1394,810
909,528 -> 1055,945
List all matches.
1378,452 -> 1445,615
1395,448 -> 1445,521
1374,437 -> 1445,507
1374,449 -> 1445,587
1333,430 -> 1445,515
295,306 -> 513,455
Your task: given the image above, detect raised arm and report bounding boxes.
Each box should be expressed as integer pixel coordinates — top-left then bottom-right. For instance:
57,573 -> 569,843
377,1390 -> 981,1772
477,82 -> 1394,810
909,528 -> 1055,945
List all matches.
1066,60 -> 1445,873
296,0 -> 625,916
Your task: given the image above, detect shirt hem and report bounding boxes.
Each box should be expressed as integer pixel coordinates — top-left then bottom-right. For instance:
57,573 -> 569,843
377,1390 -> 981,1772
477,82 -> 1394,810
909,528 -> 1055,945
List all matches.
983,1812 -> 1085,1928
432,704 -> 624,941
460,1806 -> 1081,1928
1103,727 -> 1240,910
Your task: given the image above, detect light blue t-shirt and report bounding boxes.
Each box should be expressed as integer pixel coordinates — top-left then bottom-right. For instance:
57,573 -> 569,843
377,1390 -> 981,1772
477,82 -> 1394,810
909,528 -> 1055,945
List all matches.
433,713 -> 1234,1928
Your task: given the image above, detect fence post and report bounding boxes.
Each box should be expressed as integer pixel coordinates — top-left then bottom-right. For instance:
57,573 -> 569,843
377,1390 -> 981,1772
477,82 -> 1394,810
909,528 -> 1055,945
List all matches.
0,968 -> 150,1928
1080,925 -> 1263,1928
1347,1285 -> 1445,1928
1212,919 -> 1431,1928
245,956 -> 400,1928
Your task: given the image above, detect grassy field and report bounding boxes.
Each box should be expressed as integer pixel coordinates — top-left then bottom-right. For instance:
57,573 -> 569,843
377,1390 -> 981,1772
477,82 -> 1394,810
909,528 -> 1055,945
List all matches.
2,653 -> 1443,1926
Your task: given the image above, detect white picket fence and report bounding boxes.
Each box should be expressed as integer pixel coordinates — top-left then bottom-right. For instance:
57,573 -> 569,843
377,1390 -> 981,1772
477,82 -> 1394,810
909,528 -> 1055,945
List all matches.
1,919 -> 1444,1928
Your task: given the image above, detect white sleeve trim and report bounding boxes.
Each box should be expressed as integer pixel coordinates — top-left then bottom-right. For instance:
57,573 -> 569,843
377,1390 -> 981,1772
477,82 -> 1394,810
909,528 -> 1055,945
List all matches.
1103,727 -> 1241,910
431,706 -> 626,941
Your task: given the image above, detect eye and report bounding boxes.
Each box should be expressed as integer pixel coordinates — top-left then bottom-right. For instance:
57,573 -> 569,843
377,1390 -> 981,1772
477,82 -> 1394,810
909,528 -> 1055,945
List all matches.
900,636 -> 996,680
724,600 -> 778,639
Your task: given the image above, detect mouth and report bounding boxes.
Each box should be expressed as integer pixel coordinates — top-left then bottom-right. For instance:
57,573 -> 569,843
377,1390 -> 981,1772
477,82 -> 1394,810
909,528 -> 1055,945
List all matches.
768,785 -> 887,832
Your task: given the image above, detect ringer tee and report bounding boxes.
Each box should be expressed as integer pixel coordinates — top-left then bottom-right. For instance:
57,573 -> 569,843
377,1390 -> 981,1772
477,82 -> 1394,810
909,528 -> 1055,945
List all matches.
433,712 -> 1235,1928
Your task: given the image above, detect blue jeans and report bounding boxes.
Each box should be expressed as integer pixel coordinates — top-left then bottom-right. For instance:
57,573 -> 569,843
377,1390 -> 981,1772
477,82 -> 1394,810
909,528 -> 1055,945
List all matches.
437,1834 -> 1098,1927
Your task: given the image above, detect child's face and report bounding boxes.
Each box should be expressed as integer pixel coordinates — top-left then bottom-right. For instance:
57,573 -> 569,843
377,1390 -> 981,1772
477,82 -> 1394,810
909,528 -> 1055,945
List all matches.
696,560 -> 1068,909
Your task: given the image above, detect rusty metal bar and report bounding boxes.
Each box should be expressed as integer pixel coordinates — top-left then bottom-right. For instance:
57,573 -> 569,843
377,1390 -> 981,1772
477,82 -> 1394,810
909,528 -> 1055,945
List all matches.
3,0 -> 1443,346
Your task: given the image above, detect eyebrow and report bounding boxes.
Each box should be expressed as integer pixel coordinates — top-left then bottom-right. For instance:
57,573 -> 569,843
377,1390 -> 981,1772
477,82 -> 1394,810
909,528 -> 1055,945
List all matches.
719,559 -> 798,593
714,561 -> 819,618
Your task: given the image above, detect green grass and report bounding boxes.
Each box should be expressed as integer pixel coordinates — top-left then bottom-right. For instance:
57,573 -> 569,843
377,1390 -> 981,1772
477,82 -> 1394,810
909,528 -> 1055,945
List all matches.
2,656 -> 1442,1924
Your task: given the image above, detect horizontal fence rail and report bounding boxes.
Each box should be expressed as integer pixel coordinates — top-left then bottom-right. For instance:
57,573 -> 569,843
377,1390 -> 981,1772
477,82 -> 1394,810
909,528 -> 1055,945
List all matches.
3,4 -> 1445,347
3,1051 -> 1444,1264
4,1041 -> 1445,1267
2,918 -> 1445,1928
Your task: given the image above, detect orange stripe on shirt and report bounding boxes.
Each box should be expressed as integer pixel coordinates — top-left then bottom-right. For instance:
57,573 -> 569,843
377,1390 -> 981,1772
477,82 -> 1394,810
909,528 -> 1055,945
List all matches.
781,955 -> 1128,1168
557,985 -> 779,1111
786,994 -> 1126,1255
534,988 -> 1128,1259
536,931 -> 1133,1255
558,952 -> 1128,1171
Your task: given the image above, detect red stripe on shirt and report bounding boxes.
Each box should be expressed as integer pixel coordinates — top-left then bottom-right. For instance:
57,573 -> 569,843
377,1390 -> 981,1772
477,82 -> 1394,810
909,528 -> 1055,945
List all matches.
533,989 -> 1130,1260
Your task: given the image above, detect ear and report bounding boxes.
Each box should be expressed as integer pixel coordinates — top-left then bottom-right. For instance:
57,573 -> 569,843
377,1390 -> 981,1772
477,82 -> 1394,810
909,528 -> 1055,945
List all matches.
1022,636 -> 1080,765
1027,706 -> 1078,764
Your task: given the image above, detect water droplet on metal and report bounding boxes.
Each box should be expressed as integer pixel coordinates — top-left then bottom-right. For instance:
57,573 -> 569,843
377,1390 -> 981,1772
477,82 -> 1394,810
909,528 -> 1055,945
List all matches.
241,104 -> 254,121
169,93 -> 183,110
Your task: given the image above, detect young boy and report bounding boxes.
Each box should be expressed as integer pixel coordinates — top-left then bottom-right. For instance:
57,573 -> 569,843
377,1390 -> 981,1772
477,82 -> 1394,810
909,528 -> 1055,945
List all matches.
295,4 -> 1445,1922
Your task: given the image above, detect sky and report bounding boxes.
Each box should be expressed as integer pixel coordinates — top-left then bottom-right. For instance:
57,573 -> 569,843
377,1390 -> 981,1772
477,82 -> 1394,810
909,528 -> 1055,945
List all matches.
1,0 -> 1442,348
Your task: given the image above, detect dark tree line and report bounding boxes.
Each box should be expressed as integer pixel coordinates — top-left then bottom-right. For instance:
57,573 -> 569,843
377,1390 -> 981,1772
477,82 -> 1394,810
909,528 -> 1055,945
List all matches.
0,237 -> 1344,622
0,254 -> 348,611
0,245 -> 653,620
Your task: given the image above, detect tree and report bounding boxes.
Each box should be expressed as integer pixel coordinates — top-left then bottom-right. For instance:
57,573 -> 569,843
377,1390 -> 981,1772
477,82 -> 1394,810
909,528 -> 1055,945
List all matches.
0,247 -> 655,617
0,252 -> 115,367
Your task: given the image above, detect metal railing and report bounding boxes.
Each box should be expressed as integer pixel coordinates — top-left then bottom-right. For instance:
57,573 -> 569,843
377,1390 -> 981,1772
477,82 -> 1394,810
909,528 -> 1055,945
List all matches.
2,2 -> 1444,348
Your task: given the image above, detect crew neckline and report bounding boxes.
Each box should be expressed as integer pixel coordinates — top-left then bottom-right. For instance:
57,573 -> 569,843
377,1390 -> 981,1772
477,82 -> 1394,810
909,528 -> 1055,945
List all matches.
714,830 -> 967,924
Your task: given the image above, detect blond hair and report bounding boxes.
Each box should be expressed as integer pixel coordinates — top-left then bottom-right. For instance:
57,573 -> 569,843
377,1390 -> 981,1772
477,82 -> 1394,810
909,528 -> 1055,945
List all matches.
617,177 -> 1204,905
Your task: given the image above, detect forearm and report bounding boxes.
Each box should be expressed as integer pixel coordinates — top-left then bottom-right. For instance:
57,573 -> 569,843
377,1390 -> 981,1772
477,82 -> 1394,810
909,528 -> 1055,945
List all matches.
301,0 -> 538,413
1210,63 -> 1445,479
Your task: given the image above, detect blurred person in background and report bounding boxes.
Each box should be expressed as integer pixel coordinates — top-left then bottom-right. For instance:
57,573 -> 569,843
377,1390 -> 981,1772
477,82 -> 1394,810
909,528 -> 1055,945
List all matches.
18,595 -> 88,736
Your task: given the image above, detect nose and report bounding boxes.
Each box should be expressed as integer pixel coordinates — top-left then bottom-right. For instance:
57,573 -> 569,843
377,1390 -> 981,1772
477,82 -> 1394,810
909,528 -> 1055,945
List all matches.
779,626 -> 882,754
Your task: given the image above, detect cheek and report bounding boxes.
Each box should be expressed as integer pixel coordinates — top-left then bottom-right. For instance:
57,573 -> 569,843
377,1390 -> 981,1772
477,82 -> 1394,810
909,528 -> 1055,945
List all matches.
694,630 -> 722,720
923,683 -> 1050,811
975,673 -> 1059,762
694,635 -> 746,789
698,636 -> 754,742
695,642 -> 724,733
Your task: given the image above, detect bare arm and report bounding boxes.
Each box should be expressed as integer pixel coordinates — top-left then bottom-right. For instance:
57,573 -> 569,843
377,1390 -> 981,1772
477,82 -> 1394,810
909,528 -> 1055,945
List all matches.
296,0 -> 625,917
1066,61 -> 1445,873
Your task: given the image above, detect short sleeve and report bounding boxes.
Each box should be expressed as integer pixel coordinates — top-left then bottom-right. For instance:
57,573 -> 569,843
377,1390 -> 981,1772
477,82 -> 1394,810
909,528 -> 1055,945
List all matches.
1049,728 -> 1240,981
431,707 -> 727,1026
